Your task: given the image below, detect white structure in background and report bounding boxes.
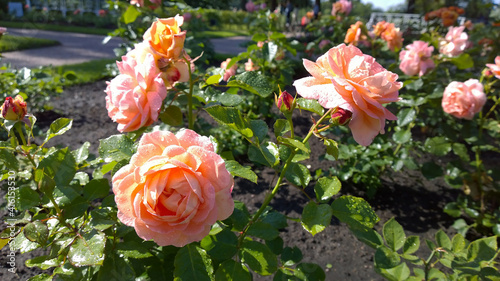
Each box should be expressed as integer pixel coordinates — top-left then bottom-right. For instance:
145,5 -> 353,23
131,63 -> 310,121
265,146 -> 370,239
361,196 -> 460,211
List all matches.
367,12 -> 466,32
23,0 -> 103,16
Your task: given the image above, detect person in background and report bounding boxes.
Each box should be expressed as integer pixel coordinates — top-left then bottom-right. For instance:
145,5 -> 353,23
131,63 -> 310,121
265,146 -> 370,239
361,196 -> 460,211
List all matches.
313,0 -> 321,20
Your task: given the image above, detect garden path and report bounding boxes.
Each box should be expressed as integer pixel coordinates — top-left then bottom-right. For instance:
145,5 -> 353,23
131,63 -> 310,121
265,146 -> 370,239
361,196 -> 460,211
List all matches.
1,28 -> 250,69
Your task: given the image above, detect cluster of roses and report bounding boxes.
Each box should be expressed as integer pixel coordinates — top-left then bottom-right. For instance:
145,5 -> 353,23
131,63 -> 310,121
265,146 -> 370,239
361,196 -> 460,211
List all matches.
424,6 -> 465,27
344,20 -> 404,51
331,0 -> 352,19
105,15 -> 193,133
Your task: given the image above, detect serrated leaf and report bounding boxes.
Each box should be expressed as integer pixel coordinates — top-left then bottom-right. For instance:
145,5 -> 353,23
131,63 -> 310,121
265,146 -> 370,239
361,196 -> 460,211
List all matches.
83,179 -> 110,202
68,230 -> 105,267
98,135 -> 135,163
26,256 -> 60,270
331,196 -> 379,230
393,130 -> 411,144
383,218 -> 406,252
274,119 -> 291,138
240,241 -> 278,276
314,176 -> 341,202
467,236 -> 497,262
451,234 -> 466,253
96,252 -> 135,280
297,99 -> 324,116
324,139 -> 338,159
160,105 -> 183,126
424,137 -> 451,156
206,74 -> 222,85
116,241 -> 153,259
0,148 -> 19,170
215,260 -> 251,281
228,72 -> 273,97
18,186 -> 40,210
229,201 -> 250,231
294,263 -> 326,281
374,246 -> 400,269
435,230 -> 452,250
376,262 -> 410,281
285,162 -> 311,188
174,244 -> 214,281
225,160 -> 257,183
248,142 -> 279,167
403,236 -> 420,255
44,118 -> 72,143
205,105 -> 253,138
397,108 -> 416,127
350,227 -> 384,249
38,148 -> 77,187
24,222 -> 48,246
250,119 -> 268,143
247,221 -> 280,241
277,136 -> 310,153
301,202 -> 333,236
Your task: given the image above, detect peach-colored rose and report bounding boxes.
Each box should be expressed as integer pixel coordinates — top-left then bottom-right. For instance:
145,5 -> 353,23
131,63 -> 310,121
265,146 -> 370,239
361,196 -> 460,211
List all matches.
344,21 -> 363,46
486,56 -> 500,79
143,15 -> 186,61
244,59 -> 259,71
1,95 -> 27,121
221,58 -> 237,81
373,21 -> 388,37
399,41 -> 435,77
442,79 -> 486,120
381,23 -> 403,51
105,53 -> 167,132
112,129 -> 234,247
293,44 -> 402,146
439,26 -> 469,57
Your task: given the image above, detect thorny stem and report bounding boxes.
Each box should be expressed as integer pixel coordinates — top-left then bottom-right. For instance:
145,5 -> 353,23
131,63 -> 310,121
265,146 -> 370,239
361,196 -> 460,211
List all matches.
237,109 -> 333,247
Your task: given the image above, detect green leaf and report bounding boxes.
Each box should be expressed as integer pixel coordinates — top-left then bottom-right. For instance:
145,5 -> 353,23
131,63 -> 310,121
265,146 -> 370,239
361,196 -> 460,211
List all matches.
83,179 -> 110,202
0,148 -> 19,170
443,202 -> 461,217
274,119 -> 291,138
424,136 -> 451,156
435,230 -> 452,250
229,201 -> 250,231
403,236 -> 420,255
228,72 -> 273,97
261,212 -> 287,230
285,163 -> 311,188
18,185 -> 40,210
26,256 -> 60,270
23,222 -> 48,246
452,143 -> 469,161
324,139 -> 339,160
123,5 -> 141,24
215,260 -> 252,281
451,233 -> 466,253
350,227 -> 384,249
160,105 -> 183,126
252,33 -> 267,42
225,160 -> 257,183
68,230 -> 105,267
205,105 -> 253,138
200,228 -> 238,261
9,230 -> 40,253
278,136 -> 310,153
421,161 -> 443,180
297,98 -> 324,116
72,142 -> 90,164
174,244 -> 214,281
331,195 -> 380,230
240,241 -> 278,276
266,237 -> 284,255
392,130 -> 411,144
301,202 -> 333,236
294,263 -> 326,281
281,246 -> 303,267
467,236 -> 497,262
247,221 -> 280,241
451,53 -> 474,69
248,142 -> 279,167
38,148 -> 77,187
376,262 -> 410,281
27,274 -> 52,281
44,118 -> 72,143
314,176 -> 341,202
397,108 -> 416,127
374,246 -> 400,269
383,218 -> 406,252
96,252 -> 135,281
115,241 -> 153,259
89,208 -> 117,231
206,74 -> 222,85
99,134 -> 135,163
250,119 -> 268,143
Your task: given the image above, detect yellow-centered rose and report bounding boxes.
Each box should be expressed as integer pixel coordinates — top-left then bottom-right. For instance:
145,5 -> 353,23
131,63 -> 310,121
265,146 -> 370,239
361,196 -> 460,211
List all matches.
143,15 -> 186,61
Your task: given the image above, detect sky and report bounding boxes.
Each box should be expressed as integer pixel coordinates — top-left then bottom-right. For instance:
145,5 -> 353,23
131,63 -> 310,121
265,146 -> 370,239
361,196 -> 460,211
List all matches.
362,0 -> 405,11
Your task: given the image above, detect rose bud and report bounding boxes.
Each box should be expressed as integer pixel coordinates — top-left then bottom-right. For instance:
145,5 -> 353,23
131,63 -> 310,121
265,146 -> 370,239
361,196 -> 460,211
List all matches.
1,95 -> 27,121
275,90 -> 295,112
331,107 -> 352,126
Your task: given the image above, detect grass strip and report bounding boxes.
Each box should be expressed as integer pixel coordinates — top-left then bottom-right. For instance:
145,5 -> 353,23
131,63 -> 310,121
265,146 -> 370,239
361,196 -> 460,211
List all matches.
0,21 -> 112,35
0,34 -> 60,52
52,58 -> 118,86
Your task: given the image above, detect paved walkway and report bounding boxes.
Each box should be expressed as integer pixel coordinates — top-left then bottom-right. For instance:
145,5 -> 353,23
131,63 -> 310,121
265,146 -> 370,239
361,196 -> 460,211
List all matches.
1,28 -> 250,69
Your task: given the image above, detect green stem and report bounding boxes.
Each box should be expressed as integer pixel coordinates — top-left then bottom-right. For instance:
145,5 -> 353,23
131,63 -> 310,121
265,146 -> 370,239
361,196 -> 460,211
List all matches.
15,123 -> 27,146
237,109 -> 333,247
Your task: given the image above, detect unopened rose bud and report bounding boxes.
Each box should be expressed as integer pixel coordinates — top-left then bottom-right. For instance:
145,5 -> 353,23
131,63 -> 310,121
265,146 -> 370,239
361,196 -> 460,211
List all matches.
1,95 -> 27,121
331,108 -> 352,125
275,90 -> 294,112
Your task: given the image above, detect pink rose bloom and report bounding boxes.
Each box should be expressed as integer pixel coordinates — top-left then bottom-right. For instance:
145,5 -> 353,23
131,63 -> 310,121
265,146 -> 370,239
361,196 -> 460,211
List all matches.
221,58 -> 237,81
246,1 -> 257,12
399,41 -> 435,76
183,12 -> 192,22
293,44 -> 402,146
105,53 -> 167,132
486,56 -> 500,79
442,79 -> 486,120
244,59 -> 259,71
332,0 -> 352,16
257,41 -> 265,48
319,39 -> 331,49
439,26 -> 469,57
112,129 -> 234,247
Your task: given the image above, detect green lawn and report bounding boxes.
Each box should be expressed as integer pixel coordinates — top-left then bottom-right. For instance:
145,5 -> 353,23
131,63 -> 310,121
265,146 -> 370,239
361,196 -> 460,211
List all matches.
54,58 -> 118,86
0,34 -> 60,52
0,21 -> 112,35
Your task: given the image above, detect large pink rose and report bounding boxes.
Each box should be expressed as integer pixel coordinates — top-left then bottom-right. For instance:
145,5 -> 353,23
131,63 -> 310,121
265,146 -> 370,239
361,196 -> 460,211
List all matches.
112,129 -> 234,247
399,41 -> 435,76
442,79 -> 486,120
293,44 -> 402,146
486,56 -> 500,79
439,26 -> 469,57
105,53 -> 167,132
